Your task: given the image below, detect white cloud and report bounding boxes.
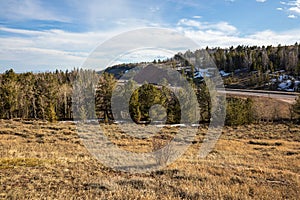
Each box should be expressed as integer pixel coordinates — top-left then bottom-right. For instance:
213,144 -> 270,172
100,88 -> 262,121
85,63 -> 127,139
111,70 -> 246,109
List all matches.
59,0 -> 167,30
0,26 -> 197,72
177,19 -> 201,28
210,22 -> 238,35
0,27 -> 46,36
150,6 -> 160,13
176,19 -> 300,48
0,27 -> 116,51
277,7 -> 283,10
256,0 -> 267,3
289,6 -> 300,14
177,19 -> 238,36
0,27 -> 127,72
279,0 -> 300,17
288,14 -> 297,18
1,16 -> 300,72
192,16 -> 202,19
288,0 -> 300,6
0,0 -> 69,22
110,49 -> 173,66
0,0 -> 166,31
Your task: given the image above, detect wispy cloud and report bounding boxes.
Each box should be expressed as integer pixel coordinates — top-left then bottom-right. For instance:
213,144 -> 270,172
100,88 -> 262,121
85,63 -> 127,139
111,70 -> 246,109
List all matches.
0,0 -> 165,31
0,0 -> 69,22
192,16 -> 202,19
289,6 -> 300,14
2,14 -> 300,73
288,14 -> 297,18
0,27 -> 125,72
177,19 -> 238,35
166,0 -> 203,8
176,18 -> 300,48
256,0 -> 267,3
0,0 -> 300,72
181,28 -> 300,48
279,0 -> 300,18
0,26 -> 185,72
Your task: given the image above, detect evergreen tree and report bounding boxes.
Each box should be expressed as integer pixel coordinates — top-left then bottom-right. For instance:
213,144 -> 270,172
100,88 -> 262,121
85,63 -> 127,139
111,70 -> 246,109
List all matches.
95,73 -> 116,122
226,97 -> 254,126
292,95 -> 300,121
196,82 -> 211,122
0,69 -> 20,119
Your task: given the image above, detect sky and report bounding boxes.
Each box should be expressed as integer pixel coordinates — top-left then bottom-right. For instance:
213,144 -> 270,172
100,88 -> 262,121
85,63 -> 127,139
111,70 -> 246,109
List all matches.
1,0 -> 300,72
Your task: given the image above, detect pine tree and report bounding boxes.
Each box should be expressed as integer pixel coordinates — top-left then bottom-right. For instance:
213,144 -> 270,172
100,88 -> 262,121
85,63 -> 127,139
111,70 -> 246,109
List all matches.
95,73 -> 116,122
129,88 -> 141,123
0,69 -> 20,119
197,82 -> 211,122
47,103 -> 57,122
292,95 -> 300,121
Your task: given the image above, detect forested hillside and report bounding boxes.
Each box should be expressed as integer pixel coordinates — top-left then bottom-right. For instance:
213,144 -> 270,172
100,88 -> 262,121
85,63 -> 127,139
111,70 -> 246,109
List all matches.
106,43 -> 300,77
0,69 -> 76,121
1,44 -> 300,123
208,43 -> 300,74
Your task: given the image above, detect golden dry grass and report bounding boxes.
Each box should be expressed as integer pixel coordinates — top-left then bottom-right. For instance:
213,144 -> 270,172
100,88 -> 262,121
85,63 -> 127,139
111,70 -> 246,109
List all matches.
0,119 -> 299,199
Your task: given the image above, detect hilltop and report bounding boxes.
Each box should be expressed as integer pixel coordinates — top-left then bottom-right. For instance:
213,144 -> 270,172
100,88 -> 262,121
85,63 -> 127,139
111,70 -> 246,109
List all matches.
104,44 -> 300,92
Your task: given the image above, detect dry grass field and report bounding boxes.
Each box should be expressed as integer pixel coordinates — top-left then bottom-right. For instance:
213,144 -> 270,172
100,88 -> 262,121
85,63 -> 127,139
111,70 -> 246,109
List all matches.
0,119 -> 299,199
226,94 -> 294,121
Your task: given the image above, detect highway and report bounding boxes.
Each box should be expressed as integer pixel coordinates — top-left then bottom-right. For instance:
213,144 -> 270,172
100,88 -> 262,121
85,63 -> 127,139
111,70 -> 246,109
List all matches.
221,89 -> 299,104
117,80 -> 299,104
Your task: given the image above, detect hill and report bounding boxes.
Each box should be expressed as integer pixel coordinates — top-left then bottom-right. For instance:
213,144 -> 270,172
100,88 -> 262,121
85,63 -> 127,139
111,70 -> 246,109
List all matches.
104,44 -> 300,91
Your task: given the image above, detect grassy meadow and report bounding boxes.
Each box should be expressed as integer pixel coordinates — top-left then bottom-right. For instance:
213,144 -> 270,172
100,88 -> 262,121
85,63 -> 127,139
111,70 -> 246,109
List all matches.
0,119 -> 299,199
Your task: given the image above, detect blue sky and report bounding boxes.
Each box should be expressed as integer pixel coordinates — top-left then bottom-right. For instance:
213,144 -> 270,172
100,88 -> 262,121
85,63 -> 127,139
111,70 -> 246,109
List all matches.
1,0 -> 300,72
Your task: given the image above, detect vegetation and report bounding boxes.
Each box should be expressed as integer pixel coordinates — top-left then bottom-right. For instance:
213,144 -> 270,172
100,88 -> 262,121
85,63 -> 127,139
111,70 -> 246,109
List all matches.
0,69 -> 75,120
196,82 -> 212,122
226,97 -> 254,126
95,73 -> 117,122
106,44 -> 300,80
1,43 -> 300,124
0,69 -> 298,125
206,43 -> 300,75
1,44 -> 300,199
292,94 -> 300,121
0,120 -> 299,199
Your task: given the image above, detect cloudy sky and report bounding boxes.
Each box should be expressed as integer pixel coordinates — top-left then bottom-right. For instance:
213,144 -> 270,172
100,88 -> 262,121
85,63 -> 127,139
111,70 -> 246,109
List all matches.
1,0 -> 300,72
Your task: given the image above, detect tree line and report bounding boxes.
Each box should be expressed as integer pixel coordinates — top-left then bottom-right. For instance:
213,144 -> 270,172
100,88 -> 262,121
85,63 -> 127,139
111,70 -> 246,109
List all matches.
1,43 -> 300,124
178,43 -> 300,75
97,72 -> 300,125
0,69 -> 75,121
0,68 -> 221,124
1,68 -> 300,125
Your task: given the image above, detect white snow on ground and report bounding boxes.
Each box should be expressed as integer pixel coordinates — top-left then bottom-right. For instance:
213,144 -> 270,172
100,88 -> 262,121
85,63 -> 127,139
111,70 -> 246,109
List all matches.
219,70 -> 231,77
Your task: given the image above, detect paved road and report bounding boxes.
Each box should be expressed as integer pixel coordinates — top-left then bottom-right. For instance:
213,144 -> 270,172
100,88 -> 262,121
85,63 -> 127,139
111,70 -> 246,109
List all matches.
220,89 -> 299,104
